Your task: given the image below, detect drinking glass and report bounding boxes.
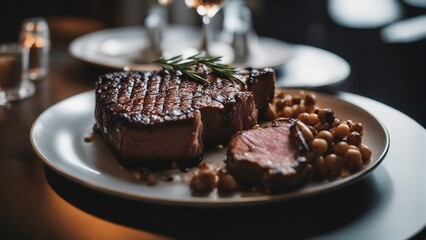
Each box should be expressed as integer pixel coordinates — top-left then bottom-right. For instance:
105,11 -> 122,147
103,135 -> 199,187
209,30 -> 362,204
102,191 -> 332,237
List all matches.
0,43 -> 35,104
185,0 -> 228,56
139,0 -> 173,63
20,17 -> 50,81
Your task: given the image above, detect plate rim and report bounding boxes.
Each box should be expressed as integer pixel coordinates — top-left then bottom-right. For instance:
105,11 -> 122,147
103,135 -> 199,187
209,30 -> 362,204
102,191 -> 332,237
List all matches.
30,90 -> 390,207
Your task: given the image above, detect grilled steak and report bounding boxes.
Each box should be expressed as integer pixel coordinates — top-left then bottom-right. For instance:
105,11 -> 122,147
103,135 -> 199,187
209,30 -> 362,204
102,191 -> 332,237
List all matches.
238,68 -> 275,119
95,67 -> 275,169
226,118 -> 308,192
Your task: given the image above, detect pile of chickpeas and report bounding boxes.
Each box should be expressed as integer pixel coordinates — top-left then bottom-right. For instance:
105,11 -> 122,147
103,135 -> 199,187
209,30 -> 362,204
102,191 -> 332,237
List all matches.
270,90 -> 372,180
189,90 -> 374,193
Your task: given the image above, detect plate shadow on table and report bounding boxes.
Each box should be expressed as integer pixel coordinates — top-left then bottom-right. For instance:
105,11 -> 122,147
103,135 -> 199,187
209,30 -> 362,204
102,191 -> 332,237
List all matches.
45,165 -> 393,239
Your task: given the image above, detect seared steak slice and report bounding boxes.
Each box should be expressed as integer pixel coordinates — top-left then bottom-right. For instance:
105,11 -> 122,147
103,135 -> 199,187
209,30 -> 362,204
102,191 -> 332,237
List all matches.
238,68 -> 275,118
226,119 -> 308,192
95,68 -> 275,169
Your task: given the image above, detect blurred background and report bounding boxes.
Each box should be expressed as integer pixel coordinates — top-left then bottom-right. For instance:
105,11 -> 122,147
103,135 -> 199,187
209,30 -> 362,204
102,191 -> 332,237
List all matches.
0,0 -> 424,127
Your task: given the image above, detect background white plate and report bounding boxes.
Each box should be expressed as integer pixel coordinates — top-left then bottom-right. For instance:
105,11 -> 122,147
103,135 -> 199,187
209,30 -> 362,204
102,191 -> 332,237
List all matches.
69,25 -> 293,71
69,26 -> 351,88
30,90 -> 389,206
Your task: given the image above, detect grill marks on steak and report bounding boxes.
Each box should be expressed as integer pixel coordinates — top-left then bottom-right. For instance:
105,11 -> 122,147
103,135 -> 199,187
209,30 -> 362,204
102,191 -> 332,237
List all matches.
226,119 -> 308,192
98,71 -> 253,124
95,68 -> 275,169
106,72 -> 197,123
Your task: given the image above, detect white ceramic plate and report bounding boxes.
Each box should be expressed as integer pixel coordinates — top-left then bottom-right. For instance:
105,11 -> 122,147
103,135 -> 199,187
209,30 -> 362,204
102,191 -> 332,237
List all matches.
69,26 -> 293,71
275,45 -> 351,88
30,90 -> 389,206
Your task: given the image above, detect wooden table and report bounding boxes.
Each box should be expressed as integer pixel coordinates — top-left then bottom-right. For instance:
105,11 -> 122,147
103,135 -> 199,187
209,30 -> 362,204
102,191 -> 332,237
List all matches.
1,47 -> 425,239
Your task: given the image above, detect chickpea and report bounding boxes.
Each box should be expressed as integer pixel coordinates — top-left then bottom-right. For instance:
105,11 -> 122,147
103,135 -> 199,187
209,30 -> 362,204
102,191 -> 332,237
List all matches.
334,141 -> 349,156
314,122 -> 330,131
317,130 -> 334,144
283,106 -> 292,118
343,120 -> 354,128
332,118 -> 342,128
350,123 -> 364,135
324,154 -> 343,178
311,138 -> 328,155
311,155 -> 327,180
304,93 -> 316,105
291,105 -> 299,118
359,143 -> 372,163
305,105 -> 316,114
217,172 -> 239,192
298,112 -> 310,123
335,123 -> 350,139
347,131 -> 362,146
276,99 -> 285,111
292,96 -> 301,105
348,144 -> 359,150
307,113 -> 320,126
318,108 -> 335,123
292,104 -> 305,118
344,149 -> 363,172
284,97 -> 293,106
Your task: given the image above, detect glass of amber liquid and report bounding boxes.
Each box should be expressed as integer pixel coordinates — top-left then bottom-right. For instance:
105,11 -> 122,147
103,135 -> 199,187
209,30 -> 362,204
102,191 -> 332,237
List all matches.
0,43 -> 35,104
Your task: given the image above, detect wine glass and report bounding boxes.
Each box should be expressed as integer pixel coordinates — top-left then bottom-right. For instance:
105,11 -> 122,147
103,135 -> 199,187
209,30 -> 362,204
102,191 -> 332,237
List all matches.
140,0 -> 173,63
185,0 -> 228,56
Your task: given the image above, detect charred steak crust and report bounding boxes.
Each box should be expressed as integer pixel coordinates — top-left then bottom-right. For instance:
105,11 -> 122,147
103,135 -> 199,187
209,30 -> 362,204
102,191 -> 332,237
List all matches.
95,68 -> 275,169
239,68 -> 275,118
226,118 -> 308,192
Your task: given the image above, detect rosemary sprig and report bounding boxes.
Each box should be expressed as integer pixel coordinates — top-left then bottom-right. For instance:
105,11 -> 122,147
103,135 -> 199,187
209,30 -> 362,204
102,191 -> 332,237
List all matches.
154,54 -> 244,85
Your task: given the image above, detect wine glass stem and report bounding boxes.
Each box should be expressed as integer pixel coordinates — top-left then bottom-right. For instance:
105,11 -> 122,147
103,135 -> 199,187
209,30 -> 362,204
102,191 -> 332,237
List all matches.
200,15 -> 213,55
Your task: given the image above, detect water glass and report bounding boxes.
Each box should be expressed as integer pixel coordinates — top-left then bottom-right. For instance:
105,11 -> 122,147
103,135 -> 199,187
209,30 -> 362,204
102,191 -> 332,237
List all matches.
20,17 -> 50,81
0,43 -> 35,104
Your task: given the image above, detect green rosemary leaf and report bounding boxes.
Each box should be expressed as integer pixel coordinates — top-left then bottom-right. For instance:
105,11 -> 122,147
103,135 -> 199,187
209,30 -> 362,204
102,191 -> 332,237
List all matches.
154,54 -> 245,85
